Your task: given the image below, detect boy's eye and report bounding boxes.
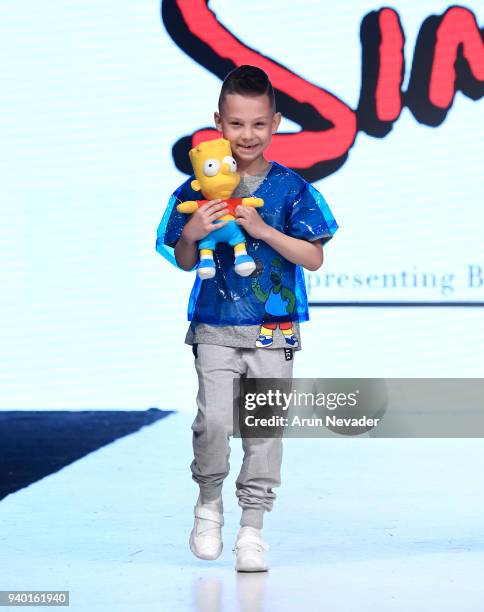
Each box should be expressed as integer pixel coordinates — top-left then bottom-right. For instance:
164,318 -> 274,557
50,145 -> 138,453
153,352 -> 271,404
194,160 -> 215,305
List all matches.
203,159 -> 220,177
255,123 -> 265,127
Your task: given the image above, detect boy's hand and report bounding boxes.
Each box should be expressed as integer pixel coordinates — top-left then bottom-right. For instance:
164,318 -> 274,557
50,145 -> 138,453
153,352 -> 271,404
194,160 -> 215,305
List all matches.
235,206 -> 270,240
181,199 -> 228,243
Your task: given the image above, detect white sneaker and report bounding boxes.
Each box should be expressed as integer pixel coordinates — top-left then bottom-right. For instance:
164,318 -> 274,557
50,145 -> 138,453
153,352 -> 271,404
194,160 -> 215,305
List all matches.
234,527 -> 269,572
189,500 -> 224,561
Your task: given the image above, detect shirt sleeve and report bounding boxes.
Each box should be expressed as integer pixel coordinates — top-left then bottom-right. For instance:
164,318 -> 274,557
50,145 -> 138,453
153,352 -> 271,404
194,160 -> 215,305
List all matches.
286,181 -> 339,244
155,177 -> 198,268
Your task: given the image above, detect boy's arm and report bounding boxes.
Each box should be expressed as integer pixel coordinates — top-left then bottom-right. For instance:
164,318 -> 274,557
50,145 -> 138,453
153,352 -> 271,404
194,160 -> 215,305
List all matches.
174,233 -> 199,271
235,207 -> 324,271
262,228 -> 323,271
174,199 -> 229,271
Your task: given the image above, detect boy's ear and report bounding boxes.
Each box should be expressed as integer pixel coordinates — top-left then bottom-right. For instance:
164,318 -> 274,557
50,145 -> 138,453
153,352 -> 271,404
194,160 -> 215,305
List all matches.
272,111 -> 282,134
214,111 -> 223,132
191,179 -> 201,192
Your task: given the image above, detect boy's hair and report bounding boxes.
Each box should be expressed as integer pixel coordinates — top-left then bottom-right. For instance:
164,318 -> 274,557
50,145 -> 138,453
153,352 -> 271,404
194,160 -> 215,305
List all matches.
218,65 -> 276,114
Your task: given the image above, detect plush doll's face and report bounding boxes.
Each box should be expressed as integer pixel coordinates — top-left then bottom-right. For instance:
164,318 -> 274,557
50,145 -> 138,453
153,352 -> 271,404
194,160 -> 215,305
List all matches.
189,139 -> 241,200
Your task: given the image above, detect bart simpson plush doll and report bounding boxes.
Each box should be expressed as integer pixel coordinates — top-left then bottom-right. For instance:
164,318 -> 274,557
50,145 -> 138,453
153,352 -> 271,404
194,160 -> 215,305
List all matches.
176,138 -> 264,280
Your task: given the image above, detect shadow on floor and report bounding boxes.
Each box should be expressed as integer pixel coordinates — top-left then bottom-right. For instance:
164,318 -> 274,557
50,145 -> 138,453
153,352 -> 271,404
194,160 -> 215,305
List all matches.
0,408 -> 174,500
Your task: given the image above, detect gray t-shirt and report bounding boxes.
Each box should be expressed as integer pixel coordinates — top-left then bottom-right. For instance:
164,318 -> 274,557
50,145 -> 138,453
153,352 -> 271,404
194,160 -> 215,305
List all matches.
184,163 -> 302,350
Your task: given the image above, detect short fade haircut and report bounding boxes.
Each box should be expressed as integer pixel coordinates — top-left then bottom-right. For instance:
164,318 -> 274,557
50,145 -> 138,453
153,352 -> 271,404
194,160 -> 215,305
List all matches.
218,65 -> 276,114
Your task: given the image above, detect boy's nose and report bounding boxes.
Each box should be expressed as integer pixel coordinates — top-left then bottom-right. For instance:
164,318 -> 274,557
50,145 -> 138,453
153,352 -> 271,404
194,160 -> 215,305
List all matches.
221,163 -> 232,174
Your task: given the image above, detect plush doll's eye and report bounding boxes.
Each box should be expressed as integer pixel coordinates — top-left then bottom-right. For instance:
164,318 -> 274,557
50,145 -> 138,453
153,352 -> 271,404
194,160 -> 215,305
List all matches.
203,159 -> 220,176
223,156 -> 237,172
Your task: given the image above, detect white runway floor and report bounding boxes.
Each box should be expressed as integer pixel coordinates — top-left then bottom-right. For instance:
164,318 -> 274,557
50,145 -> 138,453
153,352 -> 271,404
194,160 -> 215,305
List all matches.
1,410 -> 483,611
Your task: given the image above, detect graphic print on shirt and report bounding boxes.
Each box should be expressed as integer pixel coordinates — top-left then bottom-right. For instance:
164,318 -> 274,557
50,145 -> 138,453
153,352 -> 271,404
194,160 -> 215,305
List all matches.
252,257 -> 299,349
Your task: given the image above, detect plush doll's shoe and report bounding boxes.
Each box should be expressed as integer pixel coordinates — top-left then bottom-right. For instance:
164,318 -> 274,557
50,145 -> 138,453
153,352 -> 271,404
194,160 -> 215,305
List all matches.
284,334 -> 299,348
234,254 -> 256,277
197,259 -> 216,280
255,334 -> 273,348
189,500 -> 224,560
234,527 -> 269,572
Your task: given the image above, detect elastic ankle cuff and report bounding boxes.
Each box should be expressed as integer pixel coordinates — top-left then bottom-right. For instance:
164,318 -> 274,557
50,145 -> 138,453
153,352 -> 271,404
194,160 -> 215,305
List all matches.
240,508 -> 264,529
199,486 -> 223,504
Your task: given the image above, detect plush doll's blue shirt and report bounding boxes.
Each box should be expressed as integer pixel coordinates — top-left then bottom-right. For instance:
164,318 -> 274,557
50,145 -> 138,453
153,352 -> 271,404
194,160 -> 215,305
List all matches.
156,162 -> 338,325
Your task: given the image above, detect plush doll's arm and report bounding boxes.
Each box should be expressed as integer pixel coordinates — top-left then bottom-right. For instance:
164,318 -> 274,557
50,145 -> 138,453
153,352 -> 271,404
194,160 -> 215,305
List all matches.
176,200 -> 199,214
241,197 -> 264,208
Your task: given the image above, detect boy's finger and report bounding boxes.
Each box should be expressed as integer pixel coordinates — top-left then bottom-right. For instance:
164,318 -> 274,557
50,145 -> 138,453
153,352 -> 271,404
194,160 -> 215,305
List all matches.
209,220 -> 228,230
207,199 -> 227,211
205,204 -> 228,216
199,198 -> 222,211
212,202 -> 229,213
208,203 -> 228,212
200,210 -> 227,224
235,205 -> 250,217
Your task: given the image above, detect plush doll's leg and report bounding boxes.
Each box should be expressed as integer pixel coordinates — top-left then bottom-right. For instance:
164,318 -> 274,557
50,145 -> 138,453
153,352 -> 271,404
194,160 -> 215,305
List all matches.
233,242 -> 256,277
198,248 -> 216,279
255,323 -> 276,348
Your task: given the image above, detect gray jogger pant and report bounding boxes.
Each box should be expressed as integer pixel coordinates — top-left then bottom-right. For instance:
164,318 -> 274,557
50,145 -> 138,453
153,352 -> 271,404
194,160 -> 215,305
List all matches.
190,344 -> 294,529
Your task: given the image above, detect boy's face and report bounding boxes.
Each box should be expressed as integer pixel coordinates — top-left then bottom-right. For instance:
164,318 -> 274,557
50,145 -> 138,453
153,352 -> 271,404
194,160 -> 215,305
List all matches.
214,93 -> 281,165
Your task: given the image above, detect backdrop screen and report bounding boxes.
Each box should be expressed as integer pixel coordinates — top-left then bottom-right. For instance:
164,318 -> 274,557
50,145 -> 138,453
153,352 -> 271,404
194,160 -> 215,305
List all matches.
1,1 -> 482,410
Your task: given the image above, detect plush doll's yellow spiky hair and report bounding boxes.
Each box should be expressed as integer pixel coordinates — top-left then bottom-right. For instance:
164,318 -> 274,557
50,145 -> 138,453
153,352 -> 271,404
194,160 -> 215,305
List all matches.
189,138 -> 232,171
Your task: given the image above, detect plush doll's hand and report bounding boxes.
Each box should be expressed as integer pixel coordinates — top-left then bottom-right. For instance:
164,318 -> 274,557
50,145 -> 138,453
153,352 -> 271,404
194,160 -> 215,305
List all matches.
182,199 -> 228,243
177,200 -> 199,214
241,197 -> 264,208
235,206 -> 270,240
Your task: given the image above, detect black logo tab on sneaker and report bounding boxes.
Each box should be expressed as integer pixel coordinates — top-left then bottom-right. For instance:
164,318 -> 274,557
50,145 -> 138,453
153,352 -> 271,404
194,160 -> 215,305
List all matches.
284,348 -> 293,361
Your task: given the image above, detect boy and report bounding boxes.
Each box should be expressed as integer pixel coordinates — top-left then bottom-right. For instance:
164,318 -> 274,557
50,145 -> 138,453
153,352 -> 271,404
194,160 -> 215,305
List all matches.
156,65 -> 338,571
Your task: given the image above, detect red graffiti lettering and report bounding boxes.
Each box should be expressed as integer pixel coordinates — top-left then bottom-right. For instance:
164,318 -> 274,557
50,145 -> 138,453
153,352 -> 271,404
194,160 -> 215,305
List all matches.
175,0 -> 357,170
376,8 -> 404,122
162,1 -> 484,181
430,7 -> 484,108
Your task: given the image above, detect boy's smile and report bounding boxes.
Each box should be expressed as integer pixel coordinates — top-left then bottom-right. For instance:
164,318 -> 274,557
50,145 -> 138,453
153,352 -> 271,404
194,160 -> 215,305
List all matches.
215,93 -> 281,174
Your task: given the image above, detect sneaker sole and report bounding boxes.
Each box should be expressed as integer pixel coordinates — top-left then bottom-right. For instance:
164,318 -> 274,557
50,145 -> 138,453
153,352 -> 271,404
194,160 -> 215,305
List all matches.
235,562 -> 269,572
